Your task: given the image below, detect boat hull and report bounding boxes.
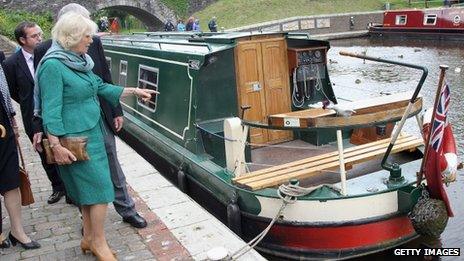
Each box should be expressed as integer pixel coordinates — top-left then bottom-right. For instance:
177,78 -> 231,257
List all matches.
242,212 -> 418,260
369,27 -> 464,40
118,120 -> 417,260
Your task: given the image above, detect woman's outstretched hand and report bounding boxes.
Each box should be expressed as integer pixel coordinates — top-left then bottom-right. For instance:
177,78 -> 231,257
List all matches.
122,87 -> 160,102
135,88 -> 159,102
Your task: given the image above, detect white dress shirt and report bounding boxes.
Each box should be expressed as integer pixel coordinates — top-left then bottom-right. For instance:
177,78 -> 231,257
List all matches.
21,48 -> 35,78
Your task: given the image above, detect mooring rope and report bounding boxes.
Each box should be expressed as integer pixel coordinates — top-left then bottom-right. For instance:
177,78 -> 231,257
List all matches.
228,183 -> 341,260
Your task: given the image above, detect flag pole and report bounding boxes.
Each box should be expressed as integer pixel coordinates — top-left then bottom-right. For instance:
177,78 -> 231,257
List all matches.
416,65 -> 449,186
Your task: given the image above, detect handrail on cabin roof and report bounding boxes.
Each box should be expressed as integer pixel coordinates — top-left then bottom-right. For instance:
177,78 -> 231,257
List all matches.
101,38 -> 212,51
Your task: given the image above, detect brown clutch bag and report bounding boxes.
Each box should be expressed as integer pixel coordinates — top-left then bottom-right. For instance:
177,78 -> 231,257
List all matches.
43,137 -> 90,164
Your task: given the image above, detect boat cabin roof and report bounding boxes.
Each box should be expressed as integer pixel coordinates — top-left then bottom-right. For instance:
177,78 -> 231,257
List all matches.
101,31 -> 327,56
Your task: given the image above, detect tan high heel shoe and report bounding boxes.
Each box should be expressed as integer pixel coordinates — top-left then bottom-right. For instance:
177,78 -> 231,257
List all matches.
90,244 -> 118,261
82,239 -> 117,256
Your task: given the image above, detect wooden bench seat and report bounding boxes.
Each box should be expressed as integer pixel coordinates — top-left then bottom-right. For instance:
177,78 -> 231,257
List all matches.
268,92 -> 422,128
232,134 -> 423,191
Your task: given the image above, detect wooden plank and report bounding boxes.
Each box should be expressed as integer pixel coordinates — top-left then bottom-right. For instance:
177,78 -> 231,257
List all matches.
234,135 -> 420,185
244,138 -> 423,190
233,134 -> 414,182
270,108 -> 336,118
307,99 -> 422,128
267,93 -> 422,129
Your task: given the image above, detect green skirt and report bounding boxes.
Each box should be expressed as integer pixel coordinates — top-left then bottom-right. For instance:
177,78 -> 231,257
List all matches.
58,120 -> 114,205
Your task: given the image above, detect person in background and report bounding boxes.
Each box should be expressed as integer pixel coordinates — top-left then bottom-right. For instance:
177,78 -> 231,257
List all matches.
208,16 -> 218,32
0,64 -> 40,250
3,21 -> 67,205
34,3 -> 148,229
98,16 -> 109,32
164,20 -> 175,31
193,19 -> 201,32
37,12 -> 155,260
177,19 -> 186,31
186,16 -> 194,31
110,17 -> 120,34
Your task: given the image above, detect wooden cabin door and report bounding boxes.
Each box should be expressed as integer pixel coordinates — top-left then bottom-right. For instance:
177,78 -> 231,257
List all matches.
235,41 -> 269,144
261,40 -> 292,143
235,38 -> 292,144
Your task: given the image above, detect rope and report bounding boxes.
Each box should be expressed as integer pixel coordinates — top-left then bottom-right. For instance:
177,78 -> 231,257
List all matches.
227,183 -> 340,260
278,183 -> 341,199
228,200 -> 288,260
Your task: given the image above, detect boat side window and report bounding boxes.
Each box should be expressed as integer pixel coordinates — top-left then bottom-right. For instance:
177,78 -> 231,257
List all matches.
395,15 -> 407,25
137,65 -> 159,112
105,57 -> 112,71
119,60 -> 128,86
424,14 -> 437,25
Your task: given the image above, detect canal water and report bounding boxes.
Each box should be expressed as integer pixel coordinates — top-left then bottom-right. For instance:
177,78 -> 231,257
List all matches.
327,37 -> 464,259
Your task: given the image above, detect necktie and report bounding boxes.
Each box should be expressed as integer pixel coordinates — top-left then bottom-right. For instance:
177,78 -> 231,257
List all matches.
30,56 -> 35,77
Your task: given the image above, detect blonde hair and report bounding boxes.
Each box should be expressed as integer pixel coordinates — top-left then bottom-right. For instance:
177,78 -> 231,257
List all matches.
52,12 -> 97,50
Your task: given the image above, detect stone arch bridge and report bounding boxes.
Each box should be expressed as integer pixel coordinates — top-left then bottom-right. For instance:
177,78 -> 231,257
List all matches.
0,0 -> 177,30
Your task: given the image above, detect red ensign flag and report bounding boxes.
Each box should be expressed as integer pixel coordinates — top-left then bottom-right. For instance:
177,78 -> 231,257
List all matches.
422,82 -> 454,217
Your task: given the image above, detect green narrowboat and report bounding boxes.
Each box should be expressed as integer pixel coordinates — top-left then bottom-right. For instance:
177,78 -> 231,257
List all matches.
101,32 -> 456,260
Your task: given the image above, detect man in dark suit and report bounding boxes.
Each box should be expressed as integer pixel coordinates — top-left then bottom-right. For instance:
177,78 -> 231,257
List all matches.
3,21 -> 66,204
33,3 -> 147,228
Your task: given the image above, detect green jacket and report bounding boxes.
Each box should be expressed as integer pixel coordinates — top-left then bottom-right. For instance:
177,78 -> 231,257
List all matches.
38,58 -> 123,136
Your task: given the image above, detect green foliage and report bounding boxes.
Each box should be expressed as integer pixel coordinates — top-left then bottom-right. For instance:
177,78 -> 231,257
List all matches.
161,0 -> 189,17
0,9 -> 53,41
193,0 -> 446,30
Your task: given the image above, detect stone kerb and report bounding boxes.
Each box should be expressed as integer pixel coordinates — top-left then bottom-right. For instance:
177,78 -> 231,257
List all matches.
227,10 -> 385,35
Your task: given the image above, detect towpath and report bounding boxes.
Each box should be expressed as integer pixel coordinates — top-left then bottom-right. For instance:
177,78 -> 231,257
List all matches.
0,104 -> 265,260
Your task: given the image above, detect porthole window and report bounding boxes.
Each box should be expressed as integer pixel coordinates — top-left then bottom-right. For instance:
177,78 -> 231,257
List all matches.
395,15 -> 407,25
119,60 -> 127,86
137,65 -> 159,112
424,14 -> 437,25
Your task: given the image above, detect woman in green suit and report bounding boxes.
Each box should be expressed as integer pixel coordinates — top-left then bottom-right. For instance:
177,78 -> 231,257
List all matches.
37,13 -> 156,260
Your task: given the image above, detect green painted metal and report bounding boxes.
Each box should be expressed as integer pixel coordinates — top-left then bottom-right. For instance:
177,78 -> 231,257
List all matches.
398,185 -> 423,214
102,32 -> 423,217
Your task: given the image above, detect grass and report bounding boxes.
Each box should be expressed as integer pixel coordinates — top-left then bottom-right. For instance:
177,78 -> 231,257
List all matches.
161,0 -> 189,17
0,9 -> 53,40
193,0 -> 444,30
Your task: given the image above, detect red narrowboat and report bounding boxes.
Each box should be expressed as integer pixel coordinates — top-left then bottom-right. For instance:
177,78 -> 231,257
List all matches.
369,7 -> 464,38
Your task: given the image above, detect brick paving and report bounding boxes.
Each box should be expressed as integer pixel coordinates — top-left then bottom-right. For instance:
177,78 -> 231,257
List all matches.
0,117 -> 159,260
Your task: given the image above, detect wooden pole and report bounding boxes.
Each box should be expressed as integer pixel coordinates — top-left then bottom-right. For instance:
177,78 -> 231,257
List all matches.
336,130 -> 347,195
416,65 -> 449,186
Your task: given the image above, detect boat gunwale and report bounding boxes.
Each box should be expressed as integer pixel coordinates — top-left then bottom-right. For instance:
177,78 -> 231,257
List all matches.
124,110 -> 422,202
